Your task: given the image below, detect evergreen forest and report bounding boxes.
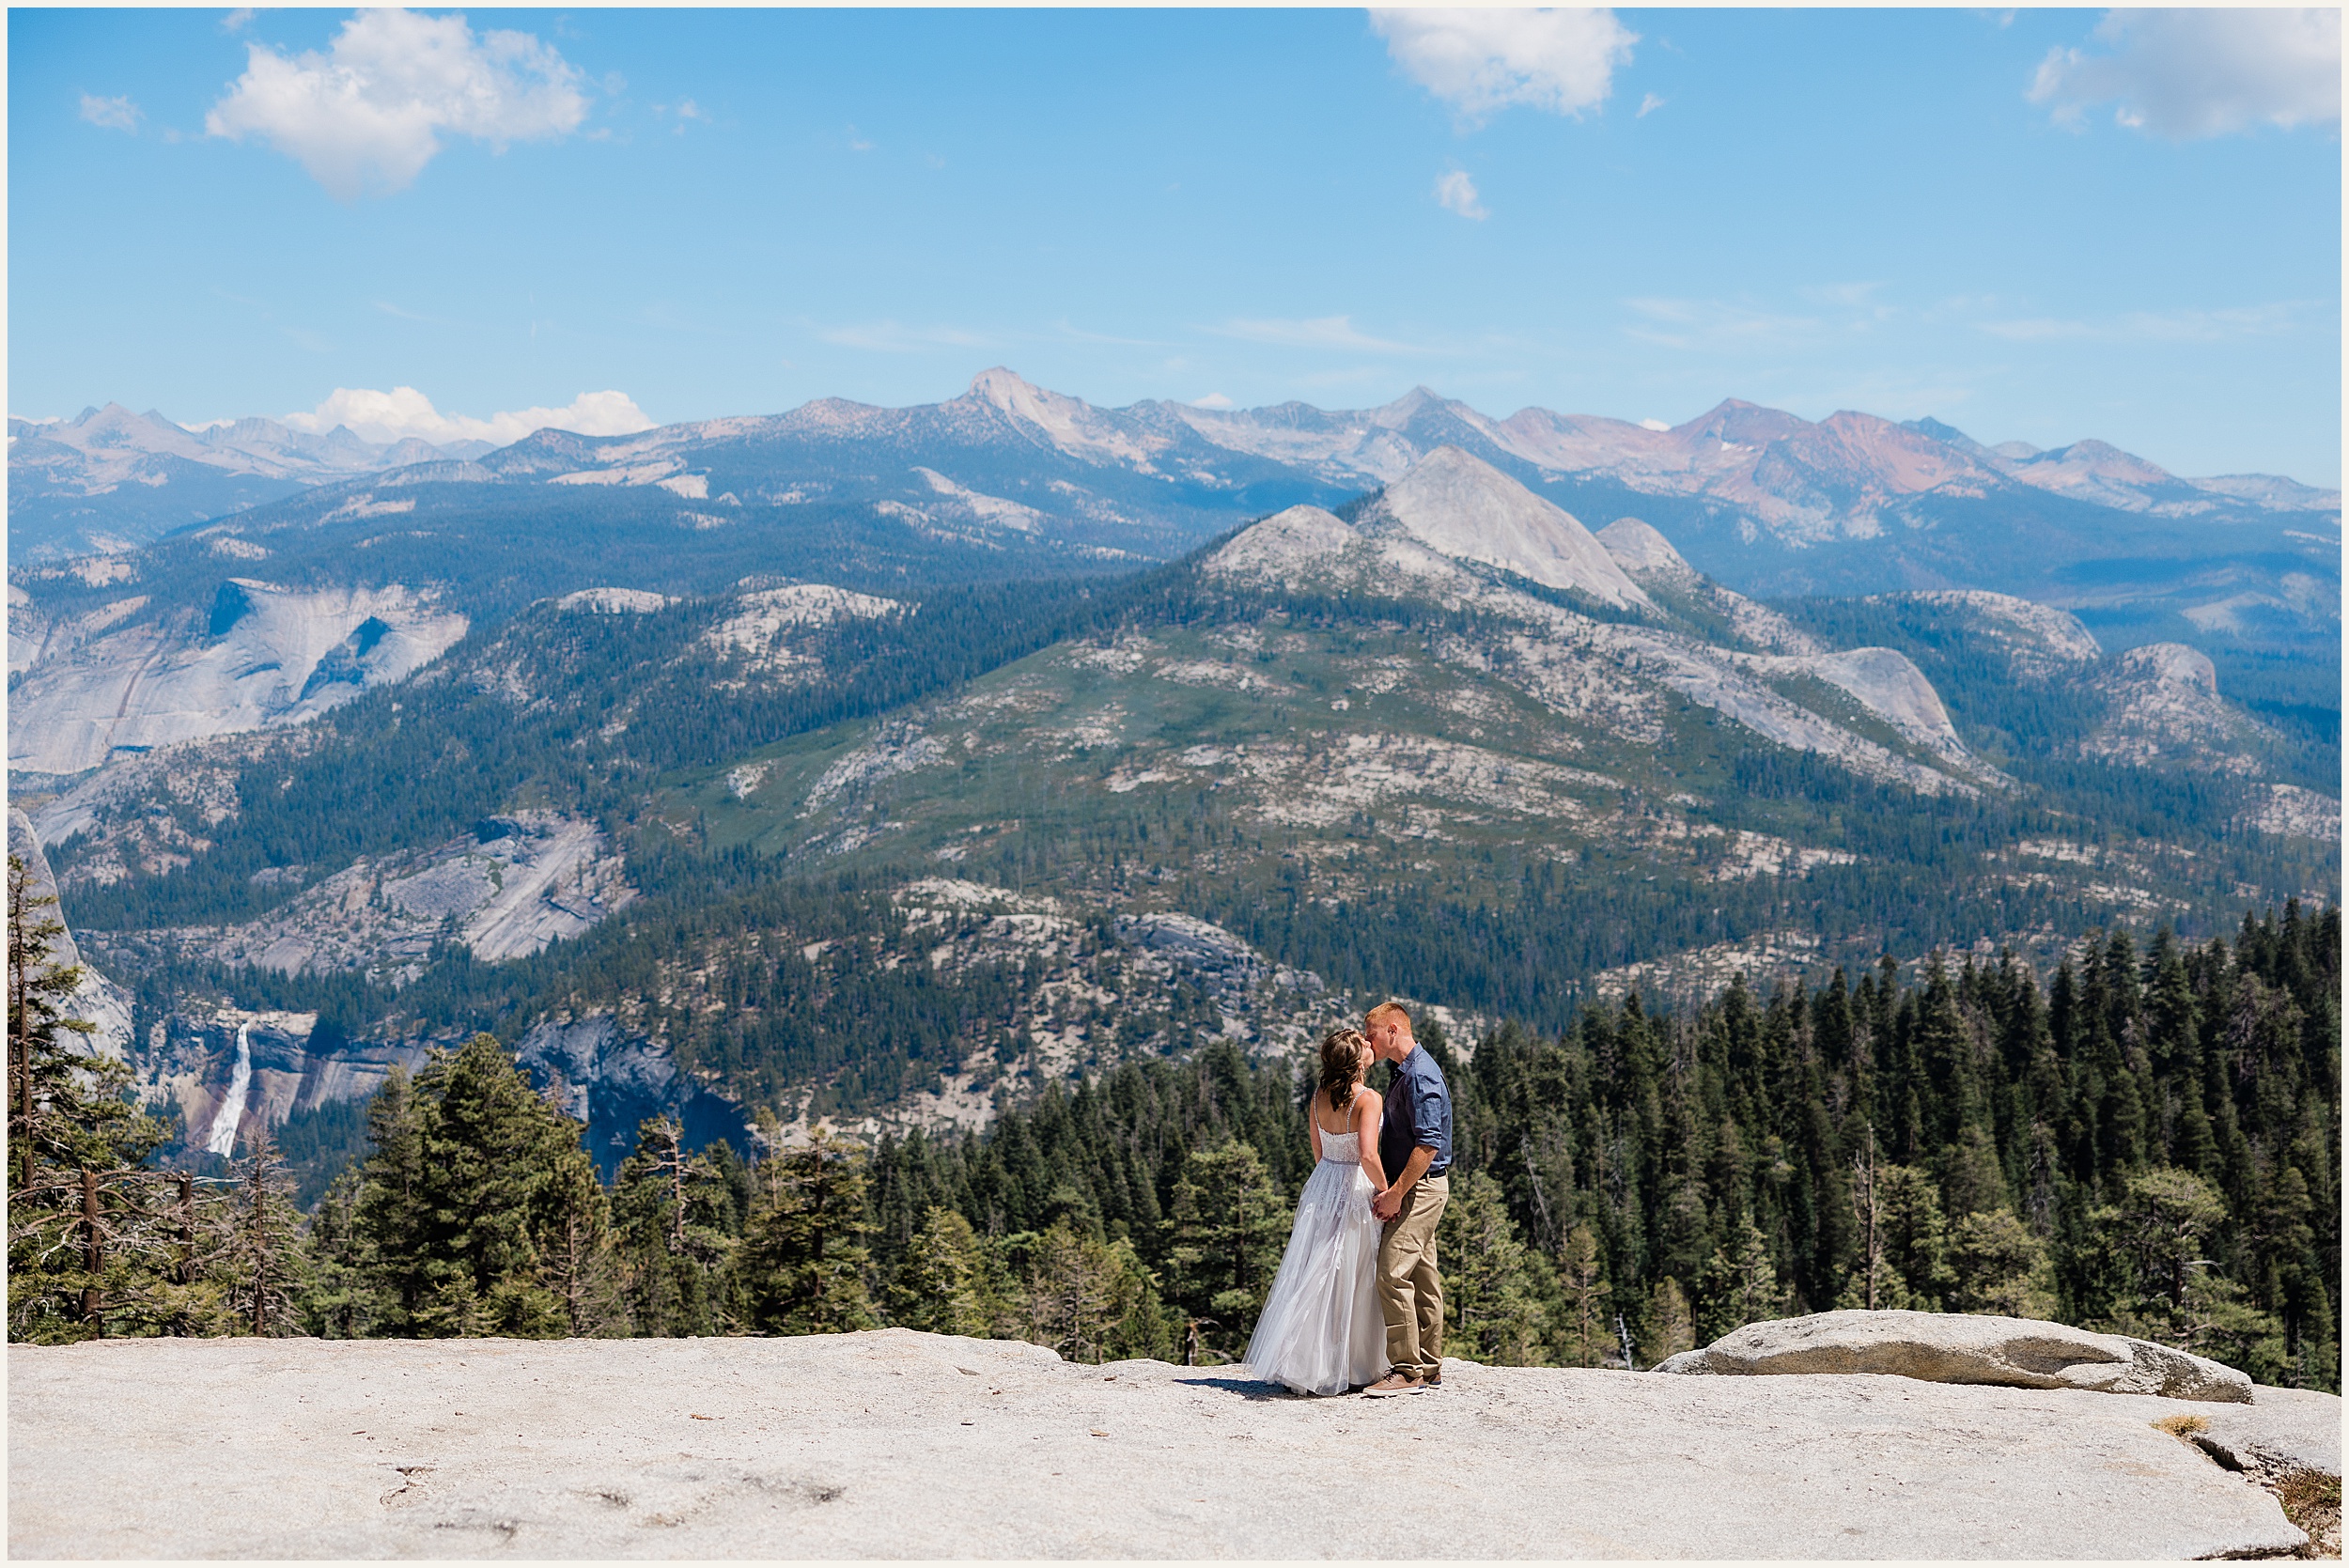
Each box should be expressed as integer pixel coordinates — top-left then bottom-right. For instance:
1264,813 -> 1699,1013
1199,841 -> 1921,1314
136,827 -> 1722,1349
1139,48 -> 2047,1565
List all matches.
14,846 -> 2337,1395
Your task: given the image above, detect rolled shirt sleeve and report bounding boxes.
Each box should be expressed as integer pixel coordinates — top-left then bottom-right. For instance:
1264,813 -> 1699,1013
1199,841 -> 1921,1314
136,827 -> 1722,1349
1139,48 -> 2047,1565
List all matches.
1386,1046 -> 1452,1178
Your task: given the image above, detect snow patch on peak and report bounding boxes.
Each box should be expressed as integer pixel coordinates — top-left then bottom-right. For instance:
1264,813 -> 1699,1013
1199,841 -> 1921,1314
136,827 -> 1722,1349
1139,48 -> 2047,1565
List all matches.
1363,446 -> 1654,611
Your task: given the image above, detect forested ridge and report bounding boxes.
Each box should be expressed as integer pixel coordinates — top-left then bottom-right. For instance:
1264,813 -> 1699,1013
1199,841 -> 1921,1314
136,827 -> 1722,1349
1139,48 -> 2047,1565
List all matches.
65,560 -> 2335,1157
17,512 -> 2338,1381
16,844 -> 2337,1391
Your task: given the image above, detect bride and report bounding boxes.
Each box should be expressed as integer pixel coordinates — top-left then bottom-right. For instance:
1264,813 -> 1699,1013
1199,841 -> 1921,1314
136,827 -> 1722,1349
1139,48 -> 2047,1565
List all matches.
1244,1027 -> 1391,1395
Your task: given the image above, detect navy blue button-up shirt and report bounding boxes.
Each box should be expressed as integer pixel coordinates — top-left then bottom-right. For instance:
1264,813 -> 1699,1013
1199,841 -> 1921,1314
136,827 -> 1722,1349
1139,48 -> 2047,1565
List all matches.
1379,1044 -> 1453,1181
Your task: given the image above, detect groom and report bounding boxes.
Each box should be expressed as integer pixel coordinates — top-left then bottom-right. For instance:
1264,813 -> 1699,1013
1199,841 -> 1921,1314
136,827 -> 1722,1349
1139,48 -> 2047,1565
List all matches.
1361,1001 -> 1452,1397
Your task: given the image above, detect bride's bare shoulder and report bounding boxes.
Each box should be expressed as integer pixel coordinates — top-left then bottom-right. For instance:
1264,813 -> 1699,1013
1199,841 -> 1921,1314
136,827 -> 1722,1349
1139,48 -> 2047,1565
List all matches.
1355,1086 -> 1383,1110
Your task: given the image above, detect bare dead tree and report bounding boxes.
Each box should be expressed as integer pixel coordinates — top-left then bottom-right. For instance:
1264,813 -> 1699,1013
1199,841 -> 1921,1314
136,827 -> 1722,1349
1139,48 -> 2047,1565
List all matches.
1851,1123 -> 1886,1312
80,1169 -> 101,1331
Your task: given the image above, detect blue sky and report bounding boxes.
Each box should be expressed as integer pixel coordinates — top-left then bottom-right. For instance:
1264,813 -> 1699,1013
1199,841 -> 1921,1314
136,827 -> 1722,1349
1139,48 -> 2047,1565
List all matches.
9,8 -> 2341,482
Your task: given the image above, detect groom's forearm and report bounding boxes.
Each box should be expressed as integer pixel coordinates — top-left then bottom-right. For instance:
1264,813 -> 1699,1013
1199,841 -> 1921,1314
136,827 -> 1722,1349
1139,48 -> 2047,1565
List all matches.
1392,1145 -> 1435,1196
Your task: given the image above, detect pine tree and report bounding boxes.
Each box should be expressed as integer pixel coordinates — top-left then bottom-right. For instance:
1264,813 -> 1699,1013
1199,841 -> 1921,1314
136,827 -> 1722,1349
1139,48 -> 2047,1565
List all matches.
339,1035 -> 596,1338
1554,1222 -> 1612,1367
1937,1123 -> 2008,1219
7,854 -> 174,1343
1877,1163 -> 1953,1310
1019,1222 -> 1170,1363
221,1127 -> 307,1336
540,1144 -> 621,1337
739,1129 -> 875,1334
350,1065 -> 429,1329
2089,1166 -> 2231,1330
1162,1140 -> 1286,1356
611,1118 -> 738,1335
1846,1124 -> 1892,1311
299,1168 -> 382,1338
1947,1207 -> 2054,1319
887,1206 -> 1007,1337
1440,1171 -> 1549,1365
1697,1212 -> 1785,1340
1643,1277 -> 1696,1364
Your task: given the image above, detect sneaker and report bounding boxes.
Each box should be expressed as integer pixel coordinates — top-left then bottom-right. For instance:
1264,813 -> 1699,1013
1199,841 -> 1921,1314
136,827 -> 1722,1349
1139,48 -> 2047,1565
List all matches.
1362,1373 -> 1424,1398
1423,1370 -> 1442,1388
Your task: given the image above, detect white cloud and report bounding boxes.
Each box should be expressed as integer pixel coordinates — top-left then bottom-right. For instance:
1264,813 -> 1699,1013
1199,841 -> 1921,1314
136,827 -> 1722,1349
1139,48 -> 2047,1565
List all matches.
283,386 -> 651,446
2030,8 -> 2340,139
1637,92 -> 1665,117
206,8 -> 589,198
1372,8 -> 1637,122
1434,169 -> 1489,220
1213,315 -> 1422,352
1639,418 -> 1671,431
1190,393 -> 1236,411
80,94 -> 140,132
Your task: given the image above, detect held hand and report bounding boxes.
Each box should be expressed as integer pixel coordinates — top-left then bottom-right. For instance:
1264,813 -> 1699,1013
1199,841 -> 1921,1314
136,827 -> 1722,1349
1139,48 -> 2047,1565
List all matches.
1372,1188 -> 1402,1221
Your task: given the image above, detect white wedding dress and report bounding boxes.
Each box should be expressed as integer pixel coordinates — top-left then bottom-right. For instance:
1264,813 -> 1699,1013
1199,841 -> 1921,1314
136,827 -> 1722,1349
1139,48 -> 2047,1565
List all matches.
1243,1119 -> 1388,1395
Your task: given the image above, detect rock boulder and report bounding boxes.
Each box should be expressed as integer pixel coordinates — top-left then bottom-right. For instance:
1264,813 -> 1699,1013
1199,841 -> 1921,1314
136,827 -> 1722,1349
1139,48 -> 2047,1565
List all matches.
1657,1309 -> 2254,1402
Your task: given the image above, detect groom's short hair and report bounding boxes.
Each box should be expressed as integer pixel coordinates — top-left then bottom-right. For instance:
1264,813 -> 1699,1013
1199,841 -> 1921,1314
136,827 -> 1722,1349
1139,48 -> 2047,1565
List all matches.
1365,1001 -> 1412,1034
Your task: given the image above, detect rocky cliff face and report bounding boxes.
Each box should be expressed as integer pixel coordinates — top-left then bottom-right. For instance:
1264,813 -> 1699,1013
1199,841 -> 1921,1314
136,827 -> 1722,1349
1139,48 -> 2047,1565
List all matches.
2086,642 -> 2283,776
128,999 -> 751,1176
101,815 -> 668,1164
84,813 -> 633,986
5,808 -> 133,1060
134,1001 -> 428,1161
513,1016 -> 755,1177
8,578 -> 466,777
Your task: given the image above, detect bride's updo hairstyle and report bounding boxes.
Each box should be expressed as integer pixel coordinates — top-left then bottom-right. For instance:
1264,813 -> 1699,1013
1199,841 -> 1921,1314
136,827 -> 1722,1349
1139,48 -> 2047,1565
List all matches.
1317,1027 -> 1369,1117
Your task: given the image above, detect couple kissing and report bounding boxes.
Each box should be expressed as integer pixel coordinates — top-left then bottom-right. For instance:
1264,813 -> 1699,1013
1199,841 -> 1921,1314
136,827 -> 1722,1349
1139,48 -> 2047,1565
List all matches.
1244,1001 -> 1454,1398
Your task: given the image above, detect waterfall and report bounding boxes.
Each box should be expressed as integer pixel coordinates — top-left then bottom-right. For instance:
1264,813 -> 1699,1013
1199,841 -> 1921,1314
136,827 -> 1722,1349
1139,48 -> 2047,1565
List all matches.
204,1024 -> 253,1157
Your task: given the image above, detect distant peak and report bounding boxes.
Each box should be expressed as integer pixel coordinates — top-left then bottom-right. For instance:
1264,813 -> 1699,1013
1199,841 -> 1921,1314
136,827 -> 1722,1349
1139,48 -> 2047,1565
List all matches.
1904,415 -> 1974,446
1378,385 -> 1445,417
1374,443 -> 1654,610
968,366 -> 1078,421
969,366 -> 1041,399
1410,442 -> 1478,470
1675,397 -> 1809,443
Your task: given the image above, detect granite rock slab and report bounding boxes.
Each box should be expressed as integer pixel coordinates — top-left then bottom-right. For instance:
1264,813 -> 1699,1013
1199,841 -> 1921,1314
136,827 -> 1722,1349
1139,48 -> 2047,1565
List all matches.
8,1329 -> 2316,1560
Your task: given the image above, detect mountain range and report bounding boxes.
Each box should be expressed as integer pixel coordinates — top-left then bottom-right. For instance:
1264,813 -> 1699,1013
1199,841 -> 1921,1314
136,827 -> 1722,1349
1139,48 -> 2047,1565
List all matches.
7,403 -> 495,556
12,371 -> 2338,655
8,435 -> 2335,1185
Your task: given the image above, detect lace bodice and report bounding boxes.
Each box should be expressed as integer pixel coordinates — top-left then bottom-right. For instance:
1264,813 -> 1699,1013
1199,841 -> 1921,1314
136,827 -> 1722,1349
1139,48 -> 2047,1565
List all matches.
1317,1128 -> 1361,1164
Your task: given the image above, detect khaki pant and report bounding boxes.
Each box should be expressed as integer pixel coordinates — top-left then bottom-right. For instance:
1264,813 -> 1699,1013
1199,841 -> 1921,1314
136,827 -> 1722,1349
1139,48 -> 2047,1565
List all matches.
1377,1172 -> 1448,1379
